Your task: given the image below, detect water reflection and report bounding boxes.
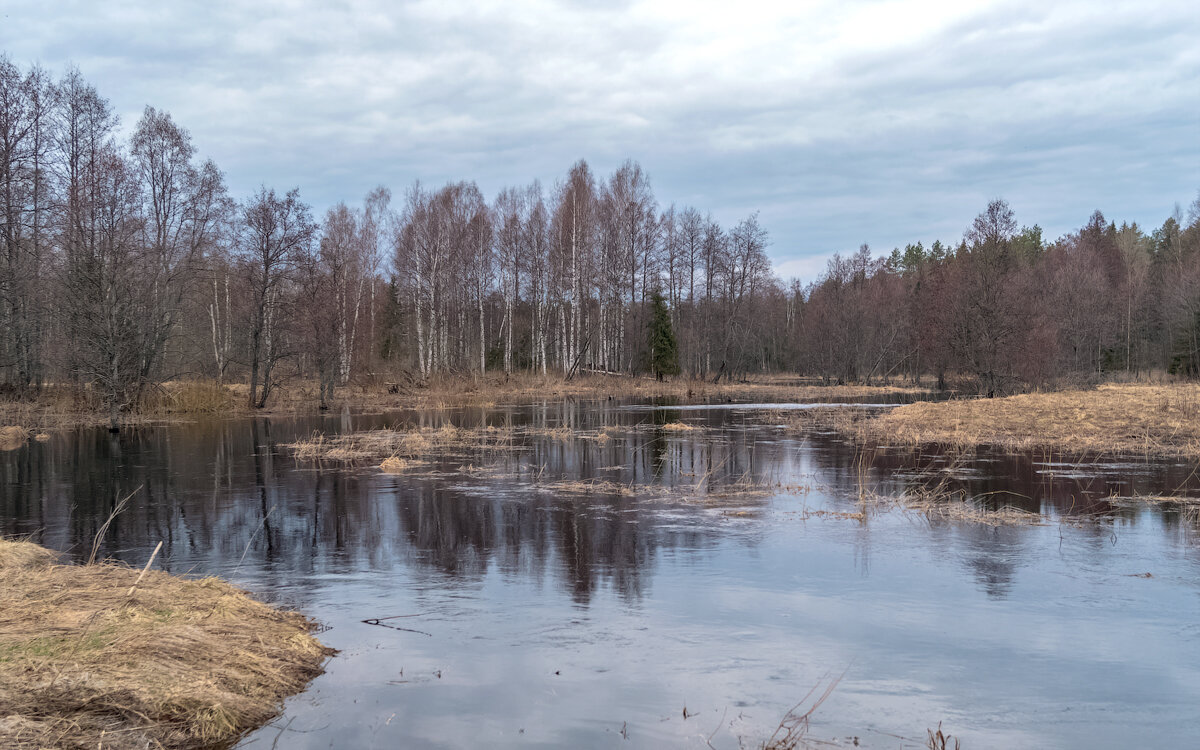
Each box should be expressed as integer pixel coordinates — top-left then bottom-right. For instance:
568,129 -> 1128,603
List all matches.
1,404 -> 775,605
2,401 -> 1200,748
4,405 -> 1200,600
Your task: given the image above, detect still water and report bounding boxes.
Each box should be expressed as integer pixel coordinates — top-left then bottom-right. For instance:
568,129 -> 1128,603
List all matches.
2,400 -> 1199,749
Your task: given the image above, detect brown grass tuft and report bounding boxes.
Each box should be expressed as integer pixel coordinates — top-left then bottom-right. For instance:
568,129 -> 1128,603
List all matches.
379,456 -> 408,473
0,539 -> 332,750
0,425 -> 30,450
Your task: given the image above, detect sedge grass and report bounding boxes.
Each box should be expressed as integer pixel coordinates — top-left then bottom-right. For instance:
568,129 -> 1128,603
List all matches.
0,539 -> 332,750
854,384 -> 1200,458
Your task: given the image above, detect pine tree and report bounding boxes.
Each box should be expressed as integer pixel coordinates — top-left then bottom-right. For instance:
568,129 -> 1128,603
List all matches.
647,292 -> 680,380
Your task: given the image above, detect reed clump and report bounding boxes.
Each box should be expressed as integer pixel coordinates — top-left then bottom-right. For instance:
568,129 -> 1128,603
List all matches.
288,422 -> 616,467
0,425 -> 30,450
0,539 -> 332,750
288,425 -> 486,465
379,456 -> 409,473
852,383 -> 1200,458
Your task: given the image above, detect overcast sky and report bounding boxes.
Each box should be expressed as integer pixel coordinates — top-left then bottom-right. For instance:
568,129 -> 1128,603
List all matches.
4,0 -> 1198,280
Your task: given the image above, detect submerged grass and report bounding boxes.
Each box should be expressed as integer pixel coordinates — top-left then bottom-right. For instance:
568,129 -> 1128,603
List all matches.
877,488 -> 1047,527
0,539 -> 332,750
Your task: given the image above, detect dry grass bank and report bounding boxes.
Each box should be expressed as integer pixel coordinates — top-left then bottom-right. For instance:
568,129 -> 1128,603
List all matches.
249,372 -> 928,415
852,384 -> 1200,458
0,539 -> 332,750
0,374 -> 929,432
0,380 -> 238,432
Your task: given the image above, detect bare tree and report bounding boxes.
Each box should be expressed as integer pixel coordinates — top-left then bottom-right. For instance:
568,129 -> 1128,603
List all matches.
0,57 -> 53,389
239,187 -> 315,408
130,106 -> 228,385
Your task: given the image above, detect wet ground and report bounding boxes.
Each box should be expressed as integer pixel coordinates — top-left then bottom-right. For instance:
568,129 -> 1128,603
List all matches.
2,398 -> 1198,748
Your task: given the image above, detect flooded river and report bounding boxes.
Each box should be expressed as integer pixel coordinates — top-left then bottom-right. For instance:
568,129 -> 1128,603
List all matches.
2,399 -> 1198,748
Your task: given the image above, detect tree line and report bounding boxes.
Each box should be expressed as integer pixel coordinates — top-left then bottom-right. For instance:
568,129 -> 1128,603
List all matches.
799,197 -> 1200,393
3,57 -> 1199,423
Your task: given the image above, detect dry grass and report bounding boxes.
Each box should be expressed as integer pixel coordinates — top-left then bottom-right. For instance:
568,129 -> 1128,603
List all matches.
537,479 -> 637,497
898,490 -> 1047,526
1,373 -> 930,429
287,423 -> 791,507
379,372 -> 929,408
143,380 -> 237,415
379,456 -> 409,473
0,380 -> 236,430
288,422 -> 617,467
527,425 -> 573,440
0,539 -> 332,750
661,421 -> 698,431
288,425 -> 486,465
0,425 -> 30,451
854,383 -> 1200,458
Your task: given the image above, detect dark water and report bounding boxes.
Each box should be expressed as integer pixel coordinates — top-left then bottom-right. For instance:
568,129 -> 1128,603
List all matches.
3,400 -> 1199,749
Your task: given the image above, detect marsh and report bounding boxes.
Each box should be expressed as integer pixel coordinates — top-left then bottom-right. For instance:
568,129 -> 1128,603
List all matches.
3,397 -> 1199,749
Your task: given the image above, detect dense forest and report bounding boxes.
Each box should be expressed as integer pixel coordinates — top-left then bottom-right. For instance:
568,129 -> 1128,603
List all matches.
2,57 -> 1199,418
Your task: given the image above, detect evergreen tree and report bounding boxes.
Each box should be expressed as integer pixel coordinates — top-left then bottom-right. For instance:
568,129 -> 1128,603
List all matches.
379,278 -> 403,362
647,292 -> 680,380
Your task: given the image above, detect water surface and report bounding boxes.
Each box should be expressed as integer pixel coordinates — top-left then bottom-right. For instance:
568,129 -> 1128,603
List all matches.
2,400 -> 1198,749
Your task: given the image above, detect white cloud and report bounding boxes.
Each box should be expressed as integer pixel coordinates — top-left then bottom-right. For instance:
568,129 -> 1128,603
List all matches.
4,0 -> 1197,269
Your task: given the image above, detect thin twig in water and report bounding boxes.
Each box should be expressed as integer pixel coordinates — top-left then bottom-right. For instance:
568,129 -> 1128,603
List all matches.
362,618 -> 433,637
271,716 -> 295,750
763,668 -> 847,750
234,504 -> 277,573
706,706 -> 729,749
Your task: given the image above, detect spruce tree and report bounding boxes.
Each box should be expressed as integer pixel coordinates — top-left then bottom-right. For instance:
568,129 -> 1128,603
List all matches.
647,292 -> 680,381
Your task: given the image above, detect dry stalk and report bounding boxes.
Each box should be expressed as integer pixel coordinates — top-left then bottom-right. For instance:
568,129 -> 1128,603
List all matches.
762,669 -> 846,750
926,722 -> 961,750
87,486 -> 141,565
126,541 -> 163,597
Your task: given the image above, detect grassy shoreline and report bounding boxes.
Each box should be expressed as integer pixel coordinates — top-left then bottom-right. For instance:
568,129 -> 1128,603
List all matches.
0,373 -> 930,434
834,383 -> 1200,459
0,540 -> 332,750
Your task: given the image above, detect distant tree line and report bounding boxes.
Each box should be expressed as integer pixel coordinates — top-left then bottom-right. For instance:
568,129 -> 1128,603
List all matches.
800,197 -> 1200,394
2,57 -> 1199,422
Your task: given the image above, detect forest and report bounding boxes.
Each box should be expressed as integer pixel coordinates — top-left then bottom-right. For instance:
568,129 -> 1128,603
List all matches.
3,57 -> 1200,421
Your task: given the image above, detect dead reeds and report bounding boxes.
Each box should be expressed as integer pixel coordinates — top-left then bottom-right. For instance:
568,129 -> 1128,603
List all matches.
379,456 -> 409,473
850,383 -> 1200,458
0,539 -> 332,750
761,670 -> 845,750
0,425 -> 30,450
143,379 -> 237,415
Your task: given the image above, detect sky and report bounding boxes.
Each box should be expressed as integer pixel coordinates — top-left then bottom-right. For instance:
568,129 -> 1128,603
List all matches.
3,0 -> 1198,281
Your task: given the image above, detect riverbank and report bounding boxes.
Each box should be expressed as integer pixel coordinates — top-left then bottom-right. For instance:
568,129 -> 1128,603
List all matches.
0,373 -> 930,433
842,383 -> 1200,458
0,539 -> 332,750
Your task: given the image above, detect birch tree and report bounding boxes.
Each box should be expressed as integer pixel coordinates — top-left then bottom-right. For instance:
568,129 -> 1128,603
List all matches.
240,187 -> 315,408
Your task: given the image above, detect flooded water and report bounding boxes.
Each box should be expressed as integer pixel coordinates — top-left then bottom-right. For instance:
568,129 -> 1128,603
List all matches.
3,399 -> 1199,749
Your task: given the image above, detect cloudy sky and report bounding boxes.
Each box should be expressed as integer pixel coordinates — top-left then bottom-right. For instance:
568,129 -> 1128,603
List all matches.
5,0 -> 1198,279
